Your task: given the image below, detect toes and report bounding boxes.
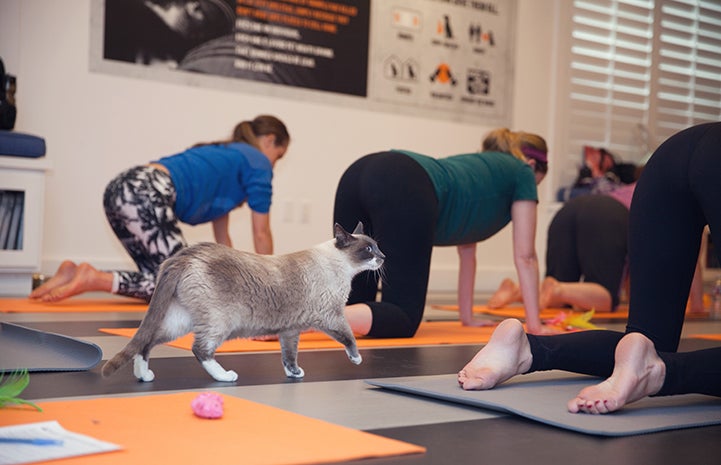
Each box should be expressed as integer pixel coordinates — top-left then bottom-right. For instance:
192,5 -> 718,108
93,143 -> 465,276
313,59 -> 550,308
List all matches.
567,399 -> 581,413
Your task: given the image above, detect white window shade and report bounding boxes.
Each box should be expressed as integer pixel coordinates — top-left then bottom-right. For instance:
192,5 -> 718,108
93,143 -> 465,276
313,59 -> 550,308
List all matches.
566,0 -> 721,169
653,0 -> 721,143
568,0 -> 655,166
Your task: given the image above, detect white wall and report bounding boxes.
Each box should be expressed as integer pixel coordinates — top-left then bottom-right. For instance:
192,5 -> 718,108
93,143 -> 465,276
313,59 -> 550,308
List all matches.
0,0 -> 562,294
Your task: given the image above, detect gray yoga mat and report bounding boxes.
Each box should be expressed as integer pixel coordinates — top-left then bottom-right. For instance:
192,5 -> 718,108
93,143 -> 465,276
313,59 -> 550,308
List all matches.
366,372 -> 721,436
0,322 -> 102,372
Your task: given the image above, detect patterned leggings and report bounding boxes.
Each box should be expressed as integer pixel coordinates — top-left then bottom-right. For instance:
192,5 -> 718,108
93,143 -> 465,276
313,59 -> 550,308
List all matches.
103,166 -> 186,301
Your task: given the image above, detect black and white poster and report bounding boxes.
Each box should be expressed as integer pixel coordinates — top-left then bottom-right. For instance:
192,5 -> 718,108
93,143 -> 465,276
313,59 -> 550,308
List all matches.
94,0 -> 515,124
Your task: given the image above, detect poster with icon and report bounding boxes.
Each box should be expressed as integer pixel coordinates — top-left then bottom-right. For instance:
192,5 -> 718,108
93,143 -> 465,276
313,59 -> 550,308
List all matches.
97,0 -> 516,124
367,0 -> 516,123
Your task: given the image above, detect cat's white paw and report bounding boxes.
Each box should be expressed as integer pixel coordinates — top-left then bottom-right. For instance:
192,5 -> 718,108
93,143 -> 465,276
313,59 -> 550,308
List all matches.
284,365 -> 305,378
202,360 -> 238,382
349,354 -> 362,365
212,370 -> 238,383
133,356 -> 155,382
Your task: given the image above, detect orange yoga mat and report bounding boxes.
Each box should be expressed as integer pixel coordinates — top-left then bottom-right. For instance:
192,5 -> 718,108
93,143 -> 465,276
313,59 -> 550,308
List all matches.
99,321 -> 495,352
691,333 -> 721,342
0,298 -> 148,313
0,392 -> 425,465
432,304 -> 631,321
432,304 -> 713,322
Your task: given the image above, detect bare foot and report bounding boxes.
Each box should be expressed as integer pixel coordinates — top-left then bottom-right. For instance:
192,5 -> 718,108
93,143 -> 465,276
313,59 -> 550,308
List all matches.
457,319 -> 532,390
540,276 -> 563,309
567,332 -> 665,414
38,263 -> 113,302
487,278 -> 522,308
29,260 -> 78,300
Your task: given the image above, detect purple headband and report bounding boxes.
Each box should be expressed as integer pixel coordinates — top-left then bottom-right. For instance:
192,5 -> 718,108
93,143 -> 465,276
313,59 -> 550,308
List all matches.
521,146 -> 548,163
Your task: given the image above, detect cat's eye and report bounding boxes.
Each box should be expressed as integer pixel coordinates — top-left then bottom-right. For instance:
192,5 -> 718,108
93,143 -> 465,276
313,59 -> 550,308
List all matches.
365,246 -> 372,252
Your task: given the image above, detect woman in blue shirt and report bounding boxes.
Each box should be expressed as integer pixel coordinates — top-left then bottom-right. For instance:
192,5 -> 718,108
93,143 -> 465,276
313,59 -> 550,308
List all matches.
30,115 -> 289,302
333,128 -> 550,338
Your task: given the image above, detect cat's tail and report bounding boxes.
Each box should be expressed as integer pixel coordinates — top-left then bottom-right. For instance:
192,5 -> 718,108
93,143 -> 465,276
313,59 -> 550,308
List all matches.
101,256 -> 183,378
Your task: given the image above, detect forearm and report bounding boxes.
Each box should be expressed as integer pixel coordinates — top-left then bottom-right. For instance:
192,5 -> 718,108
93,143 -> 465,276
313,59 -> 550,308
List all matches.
250,211 -> 273,254
457,246 -> 477,325
456,244 -> 493,326
212,214 -> 232,247
510,200 -> 543,333
515,255 -> 542,333
253,231 -> 273,255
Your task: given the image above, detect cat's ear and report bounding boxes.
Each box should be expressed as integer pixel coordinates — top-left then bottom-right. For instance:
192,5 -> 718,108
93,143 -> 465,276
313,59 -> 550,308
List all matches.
334,223 -> 354,248
352,221 -> 364,235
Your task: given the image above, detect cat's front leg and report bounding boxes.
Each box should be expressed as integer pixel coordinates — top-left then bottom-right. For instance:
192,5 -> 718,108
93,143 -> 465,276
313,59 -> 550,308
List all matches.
278,331 -> 305,378
192,337 -> 238,382
321,324 -> 362,365
201,359 -> 239,382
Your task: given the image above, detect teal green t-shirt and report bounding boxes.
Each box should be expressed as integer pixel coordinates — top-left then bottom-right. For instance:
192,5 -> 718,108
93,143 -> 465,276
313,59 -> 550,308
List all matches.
395,149 -> 538,246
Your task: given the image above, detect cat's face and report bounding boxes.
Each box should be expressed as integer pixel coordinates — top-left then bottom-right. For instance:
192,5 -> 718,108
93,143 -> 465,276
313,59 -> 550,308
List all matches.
334,223 -> 385,271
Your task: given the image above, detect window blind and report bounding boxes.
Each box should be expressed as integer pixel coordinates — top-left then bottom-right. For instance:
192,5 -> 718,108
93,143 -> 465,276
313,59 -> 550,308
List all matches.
567,0 -> 721,165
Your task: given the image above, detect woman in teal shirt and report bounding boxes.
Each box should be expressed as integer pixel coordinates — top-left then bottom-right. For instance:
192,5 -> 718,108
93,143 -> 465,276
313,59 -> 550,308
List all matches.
333,128 -> 550,338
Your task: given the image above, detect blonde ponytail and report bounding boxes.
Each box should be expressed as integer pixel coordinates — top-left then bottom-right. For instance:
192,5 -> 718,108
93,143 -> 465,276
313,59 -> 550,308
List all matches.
482,128 -> 548,174
482,128 -> 526,162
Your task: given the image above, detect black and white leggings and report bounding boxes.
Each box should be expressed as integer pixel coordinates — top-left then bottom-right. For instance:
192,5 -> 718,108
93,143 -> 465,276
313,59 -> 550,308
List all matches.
102,165 -> 186,301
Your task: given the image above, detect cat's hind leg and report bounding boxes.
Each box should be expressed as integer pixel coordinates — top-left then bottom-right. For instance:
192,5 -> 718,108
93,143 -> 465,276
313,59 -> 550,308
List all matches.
131,304 -> 193,382
132,337 -> 176,382
133,354 -> 155,382
279,331 -> 304,378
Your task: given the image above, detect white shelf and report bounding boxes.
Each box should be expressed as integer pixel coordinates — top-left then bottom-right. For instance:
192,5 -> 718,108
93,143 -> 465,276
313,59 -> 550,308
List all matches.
0,155 -> 51,171
0,154 -> 49,295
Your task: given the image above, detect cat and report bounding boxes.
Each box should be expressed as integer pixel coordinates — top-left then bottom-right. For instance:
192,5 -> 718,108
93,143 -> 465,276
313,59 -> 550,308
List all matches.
101,222 -> 384,383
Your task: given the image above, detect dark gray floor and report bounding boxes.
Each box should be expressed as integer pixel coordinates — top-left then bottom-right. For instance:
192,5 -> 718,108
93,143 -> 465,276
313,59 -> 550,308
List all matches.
4,307 -> 721,464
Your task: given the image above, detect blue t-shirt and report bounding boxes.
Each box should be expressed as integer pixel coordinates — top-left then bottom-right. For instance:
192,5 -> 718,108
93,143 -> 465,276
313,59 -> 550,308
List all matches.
154,143 -> 272,225
396,150 -> 538,245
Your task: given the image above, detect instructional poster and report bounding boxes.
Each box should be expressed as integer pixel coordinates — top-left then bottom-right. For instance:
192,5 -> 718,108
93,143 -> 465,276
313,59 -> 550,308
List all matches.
368,0 -> 516,123
95,0 -> 516,124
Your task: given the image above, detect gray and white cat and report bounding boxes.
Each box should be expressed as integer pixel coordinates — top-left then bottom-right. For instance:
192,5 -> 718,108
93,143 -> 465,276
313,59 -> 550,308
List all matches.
101,222 -> 384,383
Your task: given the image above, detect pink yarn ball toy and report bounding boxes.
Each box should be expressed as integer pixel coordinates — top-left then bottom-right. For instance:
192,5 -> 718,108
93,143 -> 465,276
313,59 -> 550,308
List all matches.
191,392 -> 224,419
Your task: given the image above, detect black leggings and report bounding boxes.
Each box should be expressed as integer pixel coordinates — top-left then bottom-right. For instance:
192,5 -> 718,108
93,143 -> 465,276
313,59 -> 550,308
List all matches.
546,194 -> 629,309
528,123 -> 721,397
333,152 -> 439,338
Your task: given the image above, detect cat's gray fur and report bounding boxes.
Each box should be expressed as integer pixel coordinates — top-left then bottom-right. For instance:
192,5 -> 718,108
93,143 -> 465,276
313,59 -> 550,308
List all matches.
101,223 -> 384,382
